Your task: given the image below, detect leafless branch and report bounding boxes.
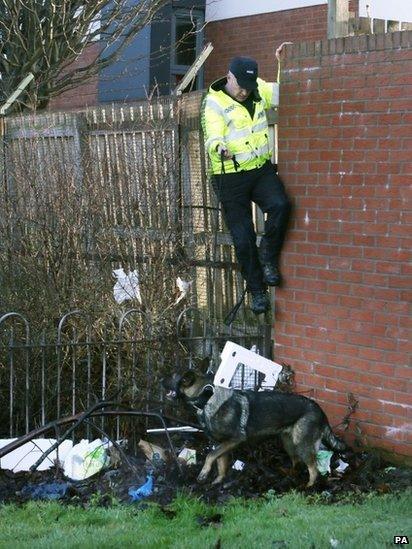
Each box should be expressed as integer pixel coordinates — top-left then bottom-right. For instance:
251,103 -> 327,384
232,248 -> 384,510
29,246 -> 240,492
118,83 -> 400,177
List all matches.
0,0 -> 169,111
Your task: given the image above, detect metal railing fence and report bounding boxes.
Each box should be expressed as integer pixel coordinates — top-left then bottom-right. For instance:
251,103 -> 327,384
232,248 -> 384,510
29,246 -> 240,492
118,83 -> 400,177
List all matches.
0,308 -> 270,438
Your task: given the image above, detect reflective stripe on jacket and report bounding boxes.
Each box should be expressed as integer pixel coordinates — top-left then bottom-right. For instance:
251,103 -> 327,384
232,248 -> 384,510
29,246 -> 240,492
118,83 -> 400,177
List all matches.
201,77 -> 279,174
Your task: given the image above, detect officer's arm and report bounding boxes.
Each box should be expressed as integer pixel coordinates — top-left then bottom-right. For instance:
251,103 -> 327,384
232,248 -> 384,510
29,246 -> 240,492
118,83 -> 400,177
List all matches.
258,78 -> 280,110
201,97 -> 229,157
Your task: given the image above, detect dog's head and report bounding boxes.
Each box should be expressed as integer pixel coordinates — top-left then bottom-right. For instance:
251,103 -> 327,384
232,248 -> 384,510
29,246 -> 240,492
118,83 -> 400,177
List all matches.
163,369 -> 214,402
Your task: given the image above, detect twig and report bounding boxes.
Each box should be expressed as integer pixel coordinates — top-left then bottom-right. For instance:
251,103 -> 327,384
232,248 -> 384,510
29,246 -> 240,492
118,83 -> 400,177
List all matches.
333,392 -> 359,431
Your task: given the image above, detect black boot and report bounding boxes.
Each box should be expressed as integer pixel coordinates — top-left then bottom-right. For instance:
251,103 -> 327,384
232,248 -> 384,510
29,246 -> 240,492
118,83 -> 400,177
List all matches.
250,290 -> 270,314
262,264 -> 282,287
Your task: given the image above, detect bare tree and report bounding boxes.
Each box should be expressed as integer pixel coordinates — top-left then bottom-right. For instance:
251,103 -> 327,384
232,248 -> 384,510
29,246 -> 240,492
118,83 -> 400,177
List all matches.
0,0 -> 168,111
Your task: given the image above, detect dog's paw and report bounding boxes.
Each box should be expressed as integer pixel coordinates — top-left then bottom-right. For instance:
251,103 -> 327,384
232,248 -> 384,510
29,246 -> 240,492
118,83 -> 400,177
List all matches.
211,476 -> 224,485
197,471 -> 209,483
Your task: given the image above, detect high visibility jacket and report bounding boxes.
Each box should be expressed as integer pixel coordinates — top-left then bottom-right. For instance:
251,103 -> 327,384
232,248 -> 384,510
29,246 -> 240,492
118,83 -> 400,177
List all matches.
201,77 -> 279,174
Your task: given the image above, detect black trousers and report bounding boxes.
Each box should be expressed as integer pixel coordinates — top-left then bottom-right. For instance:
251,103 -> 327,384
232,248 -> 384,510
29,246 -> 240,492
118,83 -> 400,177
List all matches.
212,161 -> 291,292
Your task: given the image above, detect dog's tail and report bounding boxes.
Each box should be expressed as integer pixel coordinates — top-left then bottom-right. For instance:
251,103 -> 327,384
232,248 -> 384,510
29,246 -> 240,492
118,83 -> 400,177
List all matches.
321,424 -> 347,453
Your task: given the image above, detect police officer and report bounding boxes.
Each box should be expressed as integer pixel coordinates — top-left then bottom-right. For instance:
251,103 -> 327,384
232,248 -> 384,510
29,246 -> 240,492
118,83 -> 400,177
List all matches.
201,55 -> 291,314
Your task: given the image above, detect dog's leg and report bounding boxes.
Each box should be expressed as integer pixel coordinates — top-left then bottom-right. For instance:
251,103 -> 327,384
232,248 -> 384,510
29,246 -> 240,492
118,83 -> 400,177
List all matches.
306,458 -> 318,487
280,432 -> 297,468
213,454 -> 230,485
291,416 -> 322,487
197,440 -> 240,483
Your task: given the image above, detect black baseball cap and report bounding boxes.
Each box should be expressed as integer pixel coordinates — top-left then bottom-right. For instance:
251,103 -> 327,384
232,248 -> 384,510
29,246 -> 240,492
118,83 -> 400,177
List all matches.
229,56 -> 258,90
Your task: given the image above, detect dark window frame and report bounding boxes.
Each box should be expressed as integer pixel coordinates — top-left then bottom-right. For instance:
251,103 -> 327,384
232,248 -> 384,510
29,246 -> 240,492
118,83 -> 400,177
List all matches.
170,8 -> 205,91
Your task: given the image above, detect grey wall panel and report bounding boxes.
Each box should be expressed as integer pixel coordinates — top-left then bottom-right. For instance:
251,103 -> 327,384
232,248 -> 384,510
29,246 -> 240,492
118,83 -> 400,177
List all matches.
99,19 -> 151,102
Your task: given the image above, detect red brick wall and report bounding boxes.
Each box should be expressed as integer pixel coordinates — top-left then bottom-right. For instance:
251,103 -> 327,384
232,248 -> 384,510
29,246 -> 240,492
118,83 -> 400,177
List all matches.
48,43 -> 100,111
204,5 -> 328,85
275,31 -> 412,459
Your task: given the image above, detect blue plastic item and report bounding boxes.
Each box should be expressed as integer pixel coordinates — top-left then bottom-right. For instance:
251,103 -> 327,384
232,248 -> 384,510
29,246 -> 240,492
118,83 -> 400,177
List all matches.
128,474 -> 154,502
21,481 -> 71,500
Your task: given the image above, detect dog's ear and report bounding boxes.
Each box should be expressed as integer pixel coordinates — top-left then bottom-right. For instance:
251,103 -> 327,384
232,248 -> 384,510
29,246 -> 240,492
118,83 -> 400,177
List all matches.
180,370 -> 198,387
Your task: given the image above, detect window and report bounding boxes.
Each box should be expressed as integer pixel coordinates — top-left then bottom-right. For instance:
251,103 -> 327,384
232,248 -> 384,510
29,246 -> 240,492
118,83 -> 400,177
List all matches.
171,10 -> 204,92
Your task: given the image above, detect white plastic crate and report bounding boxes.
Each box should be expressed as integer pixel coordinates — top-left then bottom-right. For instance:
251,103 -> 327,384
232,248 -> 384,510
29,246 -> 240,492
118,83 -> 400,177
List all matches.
214,341 -> 283,390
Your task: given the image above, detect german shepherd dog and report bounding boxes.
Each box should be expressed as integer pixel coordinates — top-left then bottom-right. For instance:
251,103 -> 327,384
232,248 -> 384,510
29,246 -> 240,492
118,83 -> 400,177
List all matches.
164,370 -> 346,487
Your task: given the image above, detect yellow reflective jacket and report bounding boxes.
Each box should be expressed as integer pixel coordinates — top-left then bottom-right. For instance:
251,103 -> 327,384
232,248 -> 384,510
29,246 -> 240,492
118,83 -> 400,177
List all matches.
201,77 -> 279,174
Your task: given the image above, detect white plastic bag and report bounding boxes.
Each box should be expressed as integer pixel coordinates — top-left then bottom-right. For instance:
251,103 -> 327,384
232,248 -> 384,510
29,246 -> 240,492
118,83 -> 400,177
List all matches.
232,459 -> 245,471
113,268 -> 142,304
177,448 -> 196,465
0,439 -> 73,472
175,277 -> 192,305
63,439 -> 110,480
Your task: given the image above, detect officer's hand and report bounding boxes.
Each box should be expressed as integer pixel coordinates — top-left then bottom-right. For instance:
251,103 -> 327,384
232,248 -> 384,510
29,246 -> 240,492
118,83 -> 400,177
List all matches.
275,42 -> 293,61
217,144 -> 233,160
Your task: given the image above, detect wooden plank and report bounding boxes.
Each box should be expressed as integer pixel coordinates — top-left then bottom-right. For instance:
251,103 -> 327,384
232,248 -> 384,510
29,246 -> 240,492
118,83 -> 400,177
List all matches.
0,118 -> 5,196
193,231 -> 233,246
266,108 -> 278,126
87,124 -> 176,134
359,16 -> 372,34
327,0 -> 349,39
0,73 -> 34,116
7,126 -> 76,139
174,43 -> 213,96
373,18 -> 385,34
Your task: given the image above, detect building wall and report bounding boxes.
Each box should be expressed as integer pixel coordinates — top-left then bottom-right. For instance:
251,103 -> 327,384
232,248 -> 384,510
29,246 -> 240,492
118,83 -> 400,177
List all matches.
48,43 -> 100,111
274,31 -> 412,459
204,0 -> 410,23
205,0 -> 327,22
204,4 -> 328,85
48,1 -> 206,110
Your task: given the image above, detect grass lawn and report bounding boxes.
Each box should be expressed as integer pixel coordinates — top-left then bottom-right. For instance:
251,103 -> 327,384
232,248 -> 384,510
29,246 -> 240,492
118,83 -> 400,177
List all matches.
0,490 -> 411,549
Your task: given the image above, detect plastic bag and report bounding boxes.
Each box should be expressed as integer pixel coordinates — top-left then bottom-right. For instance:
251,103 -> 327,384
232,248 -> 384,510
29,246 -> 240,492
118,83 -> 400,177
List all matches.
138,439 -> 169,464
21,481 -> 71,500
232,460 -> 245,471
0,438 -> 72,472
113,268 -> 142,304
335,458 -> 349,473
175,277 -> 192,304
63,439 -> 110,480
178,448 -> 196,465
316,449 -> 333,476
129,475 -> 154,502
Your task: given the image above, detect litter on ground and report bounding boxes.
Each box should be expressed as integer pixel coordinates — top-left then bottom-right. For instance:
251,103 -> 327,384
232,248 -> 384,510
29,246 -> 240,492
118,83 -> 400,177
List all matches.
1,434 -> 410,506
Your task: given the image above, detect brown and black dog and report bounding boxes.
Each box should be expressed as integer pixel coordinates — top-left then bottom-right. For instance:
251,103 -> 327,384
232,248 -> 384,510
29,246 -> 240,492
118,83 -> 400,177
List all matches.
164,369 -> 346,487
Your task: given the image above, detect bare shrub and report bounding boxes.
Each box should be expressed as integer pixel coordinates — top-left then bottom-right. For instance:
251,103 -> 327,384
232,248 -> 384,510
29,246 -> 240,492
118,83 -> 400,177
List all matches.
0,102 -> 196,428
0,102 -> 189,330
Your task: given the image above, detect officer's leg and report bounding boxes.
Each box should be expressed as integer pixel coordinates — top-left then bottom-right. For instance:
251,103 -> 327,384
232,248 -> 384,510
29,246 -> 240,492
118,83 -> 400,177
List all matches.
219,198 -> 264,293
251,163 -> 291,279
211,173 -> 269,313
